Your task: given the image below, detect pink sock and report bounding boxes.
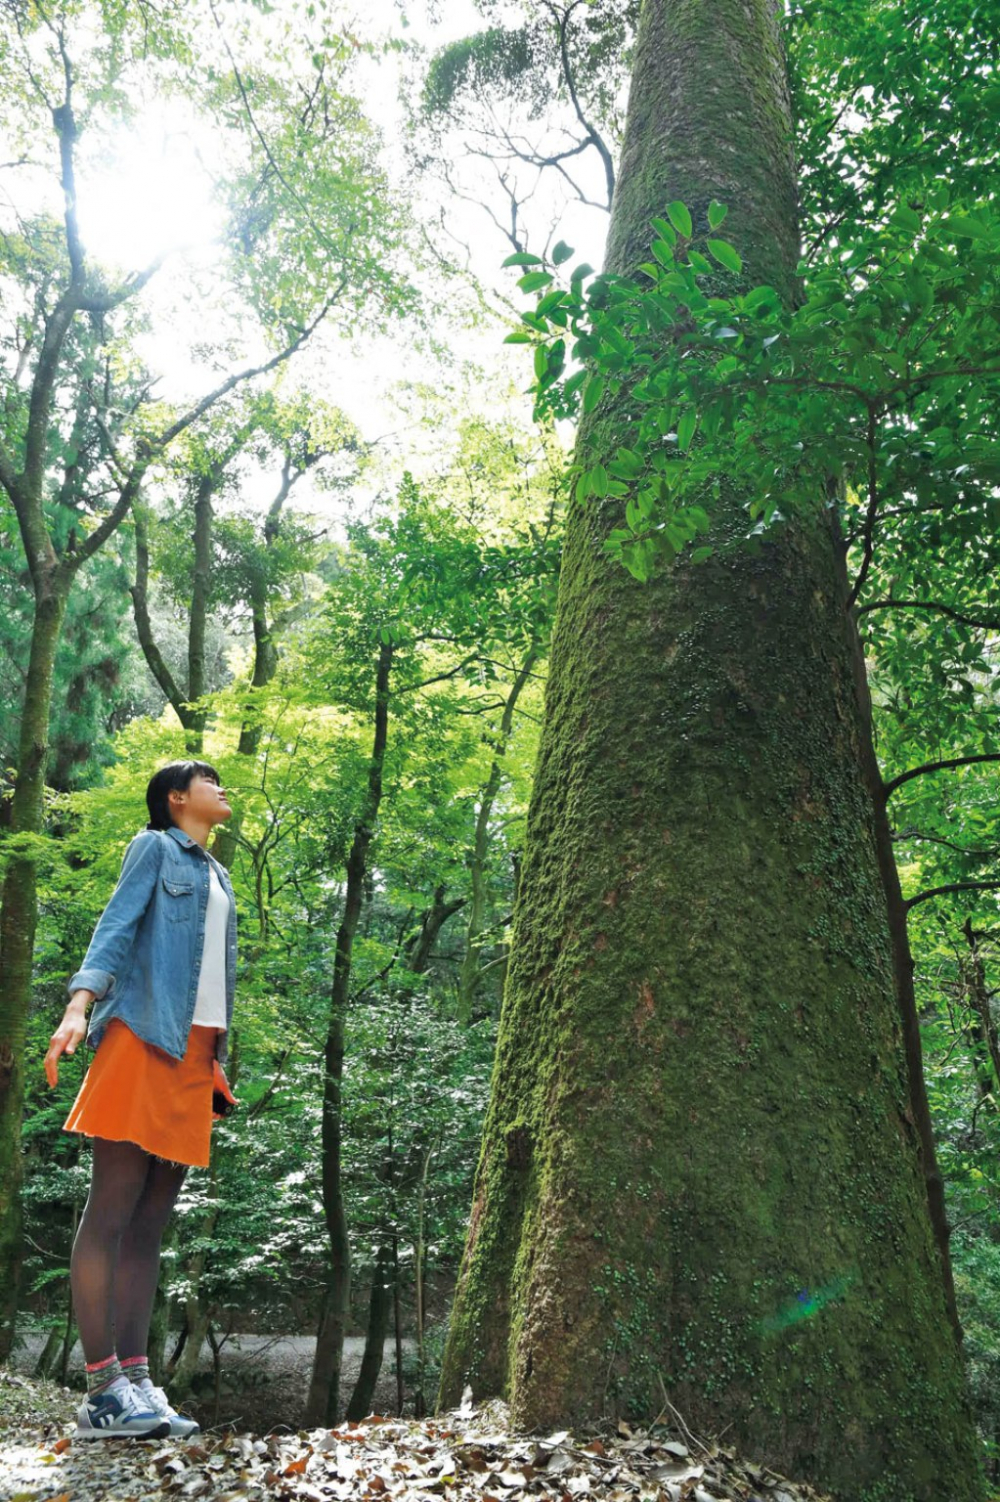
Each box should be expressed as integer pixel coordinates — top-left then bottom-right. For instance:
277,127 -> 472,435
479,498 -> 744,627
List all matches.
85,1353 -> 123,1396
120,1354 -> 151,1384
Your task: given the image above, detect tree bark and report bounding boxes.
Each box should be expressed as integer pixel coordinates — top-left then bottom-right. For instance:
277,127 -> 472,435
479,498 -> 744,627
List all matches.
304,639 -> 394,1427
438,1 -> 981,1496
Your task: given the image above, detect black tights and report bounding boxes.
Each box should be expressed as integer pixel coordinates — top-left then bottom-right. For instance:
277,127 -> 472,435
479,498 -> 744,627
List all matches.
70,1137 -> 187,1364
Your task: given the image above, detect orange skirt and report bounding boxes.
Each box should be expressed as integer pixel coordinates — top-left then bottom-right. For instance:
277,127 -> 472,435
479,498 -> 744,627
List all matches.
63,1019 -> 219,1168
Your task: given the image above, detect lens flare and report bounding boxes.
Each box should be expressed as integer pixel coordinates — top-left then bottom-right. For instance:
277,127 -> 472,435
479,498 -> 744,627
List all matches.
756,1271 -> 857,1335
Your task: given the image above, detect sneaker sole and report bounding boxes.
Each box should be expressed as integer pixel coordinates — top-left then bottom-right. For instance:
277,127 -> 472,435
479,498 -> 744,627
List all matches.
75,1419 -> 172,1440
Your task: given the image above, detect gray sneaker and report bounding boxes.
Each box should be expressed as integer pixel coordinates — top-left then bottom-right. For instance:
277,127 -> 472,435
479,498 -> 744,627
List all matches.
75,1374 -> 171,1440
134,1376 -> 201,1438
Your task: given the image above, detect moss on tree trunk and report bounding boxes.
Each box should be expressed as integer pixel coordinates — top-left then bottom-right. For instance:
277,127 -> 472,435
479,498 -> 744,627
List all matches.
439,2 -> 983,1497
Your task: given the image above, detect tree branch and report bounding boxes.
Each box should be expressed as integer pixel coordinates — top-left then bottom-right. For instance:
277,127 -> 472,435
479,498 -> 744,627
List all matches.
892,829 -> 1000,862
155,289 -> 341,449
856,598 -> 1000,632
396,653 -> 482,693
542,0 -> 615,209
885,753 -> 1000,798
52,28 -> 84,285
905,880 -> 1000,912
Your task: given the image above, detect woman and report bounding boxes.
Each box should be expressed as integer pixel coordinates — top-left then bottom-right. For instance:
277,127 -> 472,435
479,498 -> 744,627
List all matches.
45,760 -> 238,1441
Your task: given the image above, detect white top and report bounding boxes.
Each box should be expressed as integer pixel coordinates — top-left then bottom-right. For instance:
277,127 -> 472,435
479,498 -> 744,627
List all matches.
191,862 -> 229,1032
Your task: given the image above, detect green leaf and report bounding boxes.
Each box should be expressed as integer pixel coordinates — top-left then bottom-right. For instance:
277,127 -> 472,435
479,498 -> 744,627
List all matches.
666,202 -> 690,240
589,464 -> 608,498
534,345 -> 549,382
552,240 -> 574,265
650,219 -> 678,246
615,446 -> 643,477
687,250 -> 713,275
937,214 -> 992,240
536,289 -> 567,317
890,204 -> 922,234
503,330 -> 533,344
708,201 -> 728,230
743,284 -> 779,311
707,239 -> 743,274
667,201 -> 693,238
502,251 -> 544,267
582,374 -> 605,413
652,240 -> 675,267
518,270 -> 554,293
678,410 -> 698,450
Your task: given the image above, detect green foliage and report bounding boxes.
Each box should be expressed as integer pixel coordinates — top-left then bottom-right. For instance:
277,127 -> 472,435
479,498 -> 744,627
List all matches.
422,28 -> 537,118
505,193 -> 1000,587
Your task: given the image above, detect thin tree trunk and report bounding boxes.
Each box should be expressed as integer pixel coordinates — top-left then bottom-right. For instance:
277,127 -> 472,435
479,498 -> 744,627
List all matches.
166,1206 -> 218,1402
404,886 -> 465,976
130,501 -> 195,738
186,474 -> 213,753
458,649 -> 538,1019
0,583 -> 69,1356
438,1 -> 981,1495
842,567 -> 962,1338
213,469 -> 296,869
305,640 -> 394,1427
412,1138 -> 435,1419
165,1147 -> 225,1402
963,917 -> 1000,1095
345,1243 -> 394,1421
392,1235 -> 403,1417
34,1324 -> 62,1379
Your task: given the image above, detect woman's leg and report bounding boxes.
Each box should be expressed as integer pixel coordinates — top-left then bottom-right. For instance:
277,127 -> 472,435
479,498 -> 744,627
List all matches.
115,1155 -> 188,1362
70,1138 -> 152,1362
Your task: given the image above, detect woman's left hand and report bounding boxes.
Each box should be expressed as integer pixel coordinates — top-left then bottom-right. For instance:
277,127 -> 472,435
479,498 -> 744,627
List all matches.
44,1004 -> 89,1087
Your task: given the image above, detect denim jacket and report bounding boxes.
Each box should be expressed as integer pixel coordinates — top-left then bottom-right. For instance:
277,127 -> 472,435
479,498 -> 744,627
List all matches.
67,825 -> 238,1065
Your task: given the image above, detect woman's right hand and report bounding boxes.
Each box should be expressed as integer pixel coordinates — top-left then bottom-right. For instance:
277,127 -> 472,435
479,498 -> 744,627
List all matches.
45,992 -> 93,1087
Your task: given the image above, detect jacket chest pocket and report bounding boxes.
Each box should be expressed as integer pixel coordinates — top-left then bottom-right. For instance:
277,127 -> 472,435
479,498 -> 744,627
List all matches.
161,874 -> 196,920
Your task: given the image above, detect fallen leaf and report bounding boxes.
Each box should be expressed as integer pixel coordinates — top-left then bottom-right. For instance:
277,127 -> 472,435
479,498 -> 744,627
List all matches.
51,1438 -> 72,1455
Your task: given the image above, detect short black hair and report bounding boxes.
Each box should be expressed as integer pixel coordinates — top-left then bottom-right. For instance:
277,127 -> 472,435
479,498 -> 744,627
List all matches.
145,760 -> 220,831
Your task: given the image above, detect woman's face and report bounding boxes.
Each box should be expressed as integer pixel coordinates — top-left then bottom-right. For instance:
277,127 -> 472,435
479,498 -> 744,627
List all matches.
169,774 -> 232,827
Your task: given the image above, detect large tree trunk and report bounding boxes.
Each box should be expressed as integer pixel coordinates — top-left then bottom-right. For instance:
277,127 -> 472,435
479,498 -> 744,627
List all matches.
0,582 -> 69,1356
304,640 -> 394,1427
438,2 -> 981,1496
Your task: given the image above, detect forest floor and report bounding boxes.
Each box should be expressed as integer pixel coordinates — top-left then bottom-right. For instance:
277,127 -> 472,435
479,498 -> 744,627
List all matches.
0,1367 -> 834,1502
7,1337 -> 411,1435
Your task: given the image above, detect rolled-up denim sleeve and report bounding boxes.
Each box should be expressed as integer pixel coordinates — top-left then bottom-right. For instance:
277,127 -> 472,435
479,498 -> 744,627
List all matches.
67,832 -> 163,1000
